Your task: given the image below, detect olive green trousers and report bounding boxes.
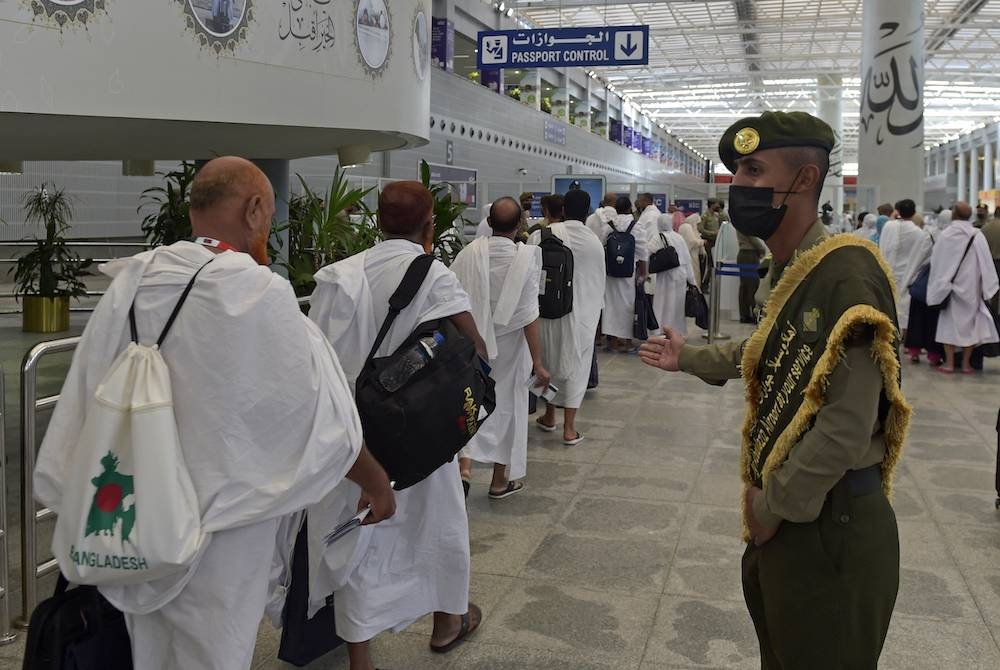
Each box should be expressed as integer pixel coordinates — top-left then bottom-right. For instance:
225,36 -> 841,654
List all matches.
742,484 -> 899,669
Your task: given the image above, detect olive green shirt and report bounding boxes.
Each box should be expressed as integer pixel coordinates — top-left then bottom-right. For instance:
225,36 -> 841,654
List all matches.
678,219 -> 887,530
737,231 -> 767,256
982,219 -> 1000,260
698,212 -> 721,242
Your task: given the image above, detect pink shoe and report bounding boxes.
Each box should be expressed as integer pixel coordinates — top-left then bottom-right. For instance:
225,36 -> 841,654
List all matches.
938,366 -> 955,374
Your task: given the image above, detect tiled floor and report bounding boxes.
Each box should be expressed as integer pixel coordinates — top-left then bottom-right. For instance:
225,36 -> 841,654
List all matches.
2,317 -> 1000,669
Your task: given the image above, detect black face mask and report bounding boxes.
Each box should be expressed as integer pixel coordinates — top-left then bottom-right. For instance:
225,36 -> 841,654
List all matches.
728,172 -> 802,240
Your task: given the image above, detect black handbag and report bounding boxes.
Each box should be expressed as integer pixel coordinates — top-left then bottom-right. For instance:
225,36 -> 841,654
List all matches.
22,575 -> 133,670
685,283 -> 709,330
648,234 -> 681,274
355,255 -> 496,490
633,284 -> 659,340
277,516 -> 343,667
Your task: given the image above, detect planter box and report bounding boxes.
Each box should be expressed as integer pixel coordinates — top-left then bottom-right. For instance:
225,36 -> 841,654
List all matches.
22,296 -> 70,333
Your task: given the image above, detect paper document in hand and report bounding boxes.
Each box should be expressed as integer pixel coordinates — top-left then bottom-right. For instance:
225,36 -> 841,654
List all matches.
323,507 -> 371,546
527,375 -> 559,401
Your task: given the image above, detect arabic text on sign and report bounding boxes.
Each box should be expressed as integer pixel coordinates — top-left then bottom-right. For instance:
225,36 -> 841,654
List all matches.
278,0 -> 336,52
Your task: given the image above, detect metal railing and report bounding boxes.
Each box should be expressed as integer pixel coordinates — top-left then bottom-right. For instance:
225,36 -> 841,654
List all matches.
0,368 -> 16,643
17,337 -> 80,627
705,261 -> 731,344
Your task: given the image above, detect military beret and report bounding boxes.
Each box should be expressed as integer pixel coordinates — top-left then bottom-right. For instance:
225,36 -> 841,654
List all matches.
718,111 -> 835,173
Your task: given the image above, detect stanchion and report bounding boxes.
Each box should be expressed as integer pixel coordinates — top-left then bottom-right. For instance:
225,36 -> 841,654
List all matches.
705,261 -> 731,344
16,337 -> 80,628
0,367 -> 16,644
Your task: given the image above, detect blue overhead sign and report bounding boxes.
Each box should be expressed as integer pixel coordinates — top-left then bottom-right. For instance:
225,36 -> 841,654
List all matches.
477,25 -> 649,70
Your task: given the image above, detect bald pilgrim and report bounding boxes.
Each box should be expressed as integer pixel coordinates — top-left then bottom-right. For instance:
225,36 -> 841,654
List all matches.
601,193 -> 617,208
190,156 -> 275,266
488,196 -> 522,235
378,181 -> 435,250
953,201 -> 972,221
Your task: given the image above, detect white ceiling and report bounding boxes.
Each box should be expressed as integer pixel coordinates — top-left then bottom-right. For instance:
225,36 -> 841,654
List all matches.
513,0 -> 1000,166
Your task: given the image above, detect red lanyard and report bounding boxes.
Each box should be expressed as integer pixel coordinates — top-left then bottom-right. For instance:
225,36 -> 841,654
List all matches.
193,236 -> 239,253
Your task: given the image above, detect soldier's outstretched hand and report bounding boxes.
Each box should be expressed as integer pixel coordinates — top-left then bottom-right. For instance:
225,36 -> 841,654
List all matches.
639,327 -> 686,372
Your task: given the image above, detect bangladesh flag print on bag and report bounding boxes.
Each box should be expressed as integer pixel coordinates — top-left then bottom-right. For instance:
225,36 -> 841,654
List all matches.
51,261 -> 213,586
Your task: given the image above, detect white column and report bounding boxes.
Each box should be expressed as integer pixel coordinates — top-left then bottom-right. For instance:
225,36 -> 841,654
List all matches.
985,141 -> 995,191
969,147 -> 980,205
858,0 -> 924,206
817,75 -> 844,216
995,125 -> 1000,187
575,77 -> 592,131
957,149 -> 966,205
519,71 -> 540,111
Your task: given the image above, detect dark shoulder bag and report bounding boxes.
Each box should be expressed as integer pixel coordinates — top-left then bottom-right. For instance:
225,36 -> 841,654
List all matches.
355,255 -> 496,490
22,575 -> 132,670
922,234 -> 977,311
277,516 -> 343,667
649,234 -> 681,274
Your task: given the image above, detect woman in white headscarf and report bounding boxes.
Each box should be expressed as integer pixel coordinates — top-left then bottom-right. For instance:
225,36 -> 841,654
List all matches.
854,213 -> 878,240
649,214 -> 696,335
677,213 -> 706,287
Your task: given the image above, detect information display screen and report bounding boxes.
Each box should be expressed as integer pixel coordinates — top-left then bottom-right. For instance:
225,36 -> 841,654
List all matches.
551,175 -> 606,216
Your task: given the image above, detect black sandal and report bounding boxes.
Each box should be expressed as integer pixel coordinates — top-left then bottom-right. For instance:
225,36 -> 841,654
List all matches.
488,480 -> 524,500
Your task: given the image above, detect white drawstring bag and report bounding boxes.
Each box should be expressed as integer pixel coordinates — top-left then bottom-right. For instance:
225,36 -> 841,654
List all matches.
51,261 -> 212,586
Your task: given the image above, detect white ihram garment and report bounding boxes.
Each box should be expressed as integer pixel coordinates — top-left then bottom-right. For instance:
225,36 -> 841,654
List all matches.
649,217 -> 696,335
451,237 -> 541,480
592,213 -> 649,340
678,216 -> 705,287
879,218 -> 933,330
308,239 -> 473,642
34,243 -> 362,670
528,221 -> 606,407
927,220 -> 1000,347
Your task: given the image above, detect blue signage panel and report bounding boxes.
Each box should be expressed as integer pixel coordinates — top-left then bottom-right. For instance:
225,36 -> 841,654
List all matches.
609,119 -> 622,144
477,25 -> 649,69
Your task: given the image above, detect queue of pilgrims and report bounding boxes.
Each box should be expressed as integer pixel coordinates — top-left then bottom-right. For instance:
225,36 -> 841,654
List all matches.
29,155 -> 999,670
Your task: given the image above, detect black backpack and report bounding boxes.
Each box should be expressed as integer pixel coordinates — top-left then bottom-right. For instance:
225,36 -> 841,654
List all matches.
649,234 -> 681,274
538,228 -> 574,319
22,574 -> 133,670
355,254 -> 496,490
605,219 -> 638,277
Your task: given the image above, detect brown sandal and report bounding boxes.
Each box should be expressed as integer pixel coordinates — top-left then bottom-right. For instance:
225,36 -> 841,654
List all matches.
429,603 -> 481,654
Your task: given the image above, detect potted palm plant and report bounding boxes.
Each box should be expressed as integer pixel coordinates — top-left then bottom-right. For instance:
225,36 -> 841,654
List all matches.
139,161 -> 197,247
10,184 -> 92,332
273,167 -> 382,298
419,160 -> 470,266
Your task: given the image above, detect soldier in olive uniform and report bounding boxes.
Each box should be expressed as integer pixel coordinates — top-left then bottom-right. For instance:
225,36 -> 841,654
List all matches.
640,111 -> 911,670
698,200 -> 722,290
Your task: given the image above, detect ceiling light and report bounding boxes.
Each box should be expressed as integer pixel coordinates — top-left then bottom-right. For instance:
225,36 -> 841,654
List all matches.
338,144 -> 371,168
506,8 -> 514,17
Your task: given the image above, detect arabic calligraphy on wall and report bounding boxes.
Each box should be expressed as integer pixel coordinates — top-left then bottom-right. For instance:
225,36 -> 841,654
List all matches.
178,0 -> 253,53
26,0 -> 105,28
279,0 -> 335,52
860,19 -> 924,148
